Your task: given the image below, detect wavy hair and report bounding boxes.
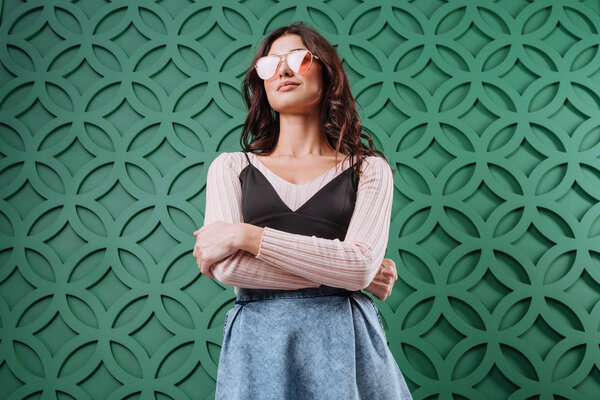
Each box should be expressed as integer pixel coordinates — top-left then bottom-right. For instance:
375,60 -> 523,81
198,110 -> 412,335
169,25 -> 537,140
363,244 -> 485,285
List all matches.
240,21 -> 391,176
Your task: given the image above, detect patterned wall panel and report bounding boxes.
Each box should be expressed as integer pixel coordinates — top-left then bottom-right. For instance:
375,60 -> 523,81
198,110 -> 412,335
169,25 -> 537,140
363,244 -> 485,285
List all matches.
1,0 -> 599,399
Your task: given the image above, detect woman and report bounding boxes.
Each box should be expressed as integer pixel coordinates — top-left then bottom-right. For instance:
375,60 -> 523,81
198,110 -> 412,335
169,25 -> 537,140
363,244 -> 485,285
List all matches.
193,22 -> 413,400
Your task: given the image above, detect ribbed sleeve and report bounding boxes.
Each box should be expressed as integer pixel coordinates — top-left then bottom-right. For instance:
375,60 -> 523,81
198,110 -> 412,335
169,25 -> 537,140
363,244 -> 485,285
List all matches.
254,156 -> 394,291
203,153 -> 321,294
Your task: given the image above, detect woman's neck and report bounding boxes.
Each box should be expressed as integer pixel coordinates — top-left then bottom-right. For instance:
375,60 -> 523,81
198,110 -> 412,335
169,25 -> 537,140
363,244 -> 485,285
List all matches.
273,112 -> 335,157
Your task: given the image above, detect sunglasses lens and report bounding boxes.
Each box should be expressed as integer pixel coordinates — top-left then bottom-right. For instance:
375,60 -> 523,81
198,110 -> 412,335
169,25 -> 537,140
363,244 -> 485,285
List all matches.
288,50 -> 312,74
256,56 -> 279,79
255,50 -> 314,79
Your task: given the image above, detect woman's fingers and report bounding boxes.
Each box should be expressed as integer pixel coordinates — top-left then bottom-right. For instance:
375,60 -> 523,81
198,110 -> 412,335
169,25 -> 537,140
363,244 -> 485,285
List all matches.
376,259 -> 397,301
381,259 -> 397,279
386,259 -> 398,280
193,239 -> 200,259
197,256 -> 211,278
383,265 -> 395,280
193,229 -> 215,280
194,223 -> 211,236
192,228 -> 219,280
193,233 -> 198,258
200,256 -> 208,276
205,264 -> 215,279
197,253 -> 214,279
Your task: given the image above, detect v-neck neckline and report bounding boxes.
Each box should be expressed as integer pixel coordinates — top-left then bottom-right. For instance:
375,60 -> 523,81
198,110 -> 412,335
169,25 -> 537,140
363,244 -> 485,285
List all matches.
248,163 -> 356,214
251,152 -> 350,187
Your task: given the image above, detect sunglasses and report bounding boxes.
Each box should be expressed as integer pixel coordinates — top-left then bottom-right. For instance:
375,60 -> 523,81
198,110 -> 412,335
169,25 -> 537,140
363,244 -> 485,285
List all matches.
254,49 -> 320,80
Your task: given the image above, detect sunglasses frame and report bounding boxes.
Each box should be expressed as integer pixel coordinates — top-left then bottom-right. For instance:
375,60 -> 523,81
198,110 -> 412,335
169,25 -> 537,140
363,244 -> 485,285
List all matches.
254,49 -> 320,80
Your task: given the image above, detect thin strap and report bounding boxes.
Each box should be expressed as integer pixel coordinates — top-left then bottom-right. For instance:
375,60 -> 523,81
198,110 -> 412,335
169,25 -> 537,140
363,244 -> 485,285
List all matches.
348,154 -> 362,168
243,151 -> 251,165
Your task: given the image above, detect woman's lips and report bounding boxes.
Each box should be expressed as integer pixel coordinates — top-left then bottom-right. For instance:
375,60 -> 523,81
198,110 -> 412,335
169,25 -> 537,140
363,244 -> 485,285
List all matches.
278,83 -> 300,91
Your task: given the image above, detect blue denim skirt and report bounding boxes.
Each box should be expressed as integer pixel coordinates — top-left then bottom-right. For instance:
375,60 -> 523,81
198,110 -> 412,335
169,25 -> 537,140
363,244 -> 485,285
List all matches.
215,285 -> 413,400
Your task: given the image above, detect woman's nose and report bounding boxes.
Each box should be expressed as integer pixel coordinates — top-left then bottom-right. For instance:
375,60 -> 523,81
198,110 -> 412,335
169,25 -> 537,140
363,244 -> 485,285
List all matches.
278,59 -> 293,76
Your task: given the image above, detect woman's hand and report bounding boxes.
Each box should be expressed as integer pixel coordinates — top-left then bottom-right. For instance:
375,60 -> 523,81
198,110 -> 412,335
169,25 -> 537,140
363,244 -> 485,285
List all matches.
193,222 -> 242,279
363,258 -> 398,301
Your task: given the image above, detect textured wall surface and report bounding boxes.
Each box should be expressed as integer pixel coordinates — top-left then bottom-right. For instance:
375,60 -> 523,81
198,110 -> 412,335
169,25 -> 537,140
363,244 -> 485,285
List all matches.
1,0 -> 600,399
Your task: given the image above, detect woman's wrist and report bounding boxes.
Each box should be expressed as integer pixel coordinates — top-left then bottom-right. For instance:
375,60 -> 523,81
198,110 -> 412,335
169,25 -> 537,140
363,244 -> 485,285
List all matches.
234,223 -> 265,256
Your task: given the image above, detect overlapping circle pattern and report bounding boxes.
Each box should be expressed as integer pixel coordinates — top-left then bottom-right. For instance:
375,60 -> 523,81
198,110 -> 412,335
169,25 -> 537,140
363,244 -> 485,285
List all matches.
0,0 -> 599,399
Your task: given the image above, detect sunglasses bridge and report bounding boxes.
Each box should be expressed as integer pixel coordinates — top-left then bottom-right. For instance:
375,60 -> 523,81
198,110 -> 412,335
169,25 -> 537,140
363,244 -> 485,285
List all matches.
254,50 -> 320,79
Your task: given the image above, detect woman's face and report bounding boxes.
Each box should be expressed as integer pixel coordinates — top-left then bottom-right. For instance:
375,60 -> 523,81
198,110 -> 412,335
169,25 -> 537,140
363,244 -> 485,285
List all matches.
262,34 -> 323,114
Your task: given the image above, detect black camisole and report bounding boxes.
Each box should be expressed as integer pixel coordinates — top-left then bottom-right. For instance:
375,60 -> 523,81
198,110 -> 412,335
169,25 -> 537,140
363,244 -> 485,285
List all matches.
239,152 -> 360,240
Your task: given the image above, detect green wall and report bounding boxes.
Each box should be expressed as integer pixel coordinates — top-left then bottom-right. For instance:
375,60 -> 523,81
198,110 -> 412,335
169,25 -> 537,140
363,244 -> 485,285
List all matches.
1,0 -> 599,399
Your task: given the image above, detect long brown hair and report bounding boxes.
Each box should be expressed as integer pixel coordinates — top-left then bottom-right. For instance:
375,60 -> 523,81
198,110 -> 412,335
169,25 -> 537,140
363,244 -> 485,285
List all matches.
240,21 -> 391,176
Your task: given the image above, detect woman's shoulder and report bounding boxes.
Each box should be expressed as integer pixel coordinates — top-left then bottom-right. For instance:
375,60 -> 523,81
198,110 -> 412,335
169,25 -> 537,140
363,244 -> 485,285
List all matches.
359,155 -> 393,176
209,151 -> 250,173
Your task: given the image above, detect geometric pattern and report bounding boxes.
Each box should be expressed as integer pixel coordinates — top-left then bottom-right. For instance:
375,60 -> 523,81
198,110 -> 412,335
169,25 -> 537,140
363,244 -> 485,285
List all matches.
0,0 -> 599,398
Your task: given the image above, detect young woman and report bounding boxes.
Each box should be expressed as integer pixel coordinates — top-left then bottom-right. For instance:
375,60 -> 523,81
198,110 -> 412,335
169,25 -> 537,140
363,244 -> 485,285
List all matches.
193,22 -> 413,400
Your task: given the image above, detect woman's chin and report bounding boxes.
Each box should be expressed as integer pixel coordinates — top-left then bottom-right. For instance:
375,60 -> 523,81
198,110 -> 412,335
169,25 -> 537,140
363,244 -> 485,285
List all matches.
272,99 -> 320,113
272,103 -> 306,113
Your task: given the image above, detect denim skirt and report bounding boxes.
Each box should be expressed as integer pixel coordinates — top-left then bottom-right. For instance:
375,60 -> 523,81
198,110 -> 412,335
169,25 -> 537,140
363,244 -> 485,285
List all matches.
215,285 -> 413,400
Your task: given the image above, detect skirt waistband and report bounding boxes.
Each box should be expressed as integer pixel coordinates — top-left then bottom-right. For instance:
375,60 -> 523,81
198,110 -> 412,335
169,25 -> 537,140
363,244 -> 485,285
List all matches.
235,285 -> 360,303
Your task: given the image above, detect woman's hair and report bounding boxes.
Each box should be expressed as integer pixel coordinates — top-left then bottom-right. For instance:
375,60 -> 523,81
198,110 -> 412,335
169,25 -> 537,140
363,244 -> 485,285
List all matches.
240,21 -> 392,176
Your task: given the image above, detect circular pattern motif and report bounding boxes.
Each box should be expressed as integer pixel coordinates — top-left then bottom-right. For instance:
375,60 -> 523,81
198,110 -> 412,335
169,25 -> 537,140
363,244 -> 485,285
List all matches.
1,1 -> 599,399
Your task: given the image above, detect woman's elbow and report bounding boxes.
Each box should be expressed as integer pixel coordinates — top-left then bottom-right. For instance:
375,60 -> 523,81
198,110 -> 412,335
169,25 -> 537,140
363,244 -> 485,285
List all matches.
349,242 -> 378,288
209,264 -> 233,286
339,266 -> 377,291
358,259 -> 381,289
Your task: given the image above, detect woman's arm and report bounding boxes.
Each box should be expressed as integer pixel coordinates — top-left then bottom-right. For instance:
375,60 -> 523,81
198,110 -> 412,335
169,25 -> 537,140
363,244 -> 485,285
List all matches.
237,155 -> 394,291
203,153 -> 321,293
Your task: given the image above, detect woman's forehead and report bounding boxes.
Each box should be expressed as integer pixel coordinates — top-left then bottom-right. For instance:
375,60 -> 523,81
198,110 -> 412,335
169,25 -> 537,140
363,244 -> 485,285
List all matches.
267,34 -> 304,55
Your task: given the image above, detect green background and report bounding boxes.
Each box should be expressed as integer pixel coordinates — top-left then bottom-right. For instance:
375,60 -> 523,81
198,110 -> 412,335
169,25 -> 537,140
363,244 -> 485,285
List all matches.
1,0 -> 600,399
